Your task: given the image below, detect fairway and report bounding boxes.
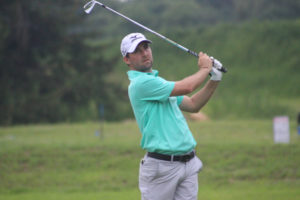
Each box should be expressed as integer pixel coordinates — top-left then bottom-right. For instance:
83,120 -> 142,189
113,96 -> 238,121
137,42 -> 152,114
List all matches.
0,120 -> 299,200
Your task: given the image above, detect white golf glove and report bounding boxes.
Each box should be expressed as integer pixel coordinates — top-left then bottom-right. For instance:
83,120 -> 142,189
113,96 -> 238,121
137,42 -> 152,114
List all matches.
210,67 -> 223,81
210,57 -> 223,72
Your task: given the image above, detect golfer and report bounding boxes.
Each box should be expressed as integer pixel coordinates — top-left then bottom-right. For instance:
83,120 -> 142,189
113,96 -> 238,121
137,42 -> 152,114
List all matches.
121,33 -> 222,200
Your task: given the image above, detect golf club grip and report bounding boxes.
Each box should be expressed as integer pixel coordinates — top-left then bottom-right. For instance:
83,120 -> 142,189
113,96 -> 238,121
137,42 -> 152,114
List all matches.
188,50 -> 227,73
188,50 -> 199,57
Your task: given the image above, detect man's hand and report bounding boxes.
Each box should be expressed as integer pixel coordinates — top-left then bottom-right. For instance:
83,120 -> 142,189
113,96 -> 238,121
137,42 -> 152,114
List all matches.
210,57 -> 223,72
198,52 -> 212,71
171,52 -> 213,96
210,67 -> 223,81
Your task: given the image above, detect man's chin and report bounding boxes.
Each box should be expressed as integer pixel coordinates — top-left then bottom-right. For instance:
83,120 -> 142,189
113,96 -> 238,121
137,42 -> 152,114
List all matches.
136,64 -> 152,72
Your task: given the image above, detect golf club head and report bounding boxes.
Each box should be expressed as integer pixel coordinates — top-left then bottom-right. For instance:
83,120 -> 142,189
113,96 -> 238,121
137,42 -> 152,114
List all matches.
84,0 -> 96,14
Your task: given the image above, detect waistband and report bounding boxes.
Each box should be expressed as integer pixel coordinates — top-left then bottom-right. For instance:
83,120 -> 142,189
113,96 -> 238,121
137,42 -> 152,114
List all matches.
147,150 -> 195,162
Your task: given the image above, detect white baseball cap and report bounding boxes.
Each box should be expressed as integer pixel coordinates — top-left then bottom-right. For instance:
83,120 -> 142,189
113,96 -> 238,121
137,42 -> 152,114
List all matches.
120,33 -> 152,57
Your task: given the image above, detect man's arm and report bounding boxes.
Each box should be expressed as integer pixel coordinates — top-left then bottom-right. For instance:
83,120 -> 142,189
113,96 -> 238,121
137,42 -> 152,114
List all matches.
170,69 -> 210,96
179,80 -> 219,113
170,52 -> 212,96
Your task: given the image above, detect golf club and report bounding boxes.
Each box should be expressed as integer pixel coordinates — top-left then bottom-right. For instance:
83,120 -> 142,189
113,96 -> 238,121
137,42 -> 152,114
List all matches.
83,0 -> 227,73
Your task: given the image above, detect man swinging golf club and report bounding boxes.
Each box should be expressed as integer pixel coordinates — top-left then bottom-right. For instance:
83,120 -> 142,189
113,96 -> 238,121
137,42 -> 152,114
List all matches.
121,32 -> 223,200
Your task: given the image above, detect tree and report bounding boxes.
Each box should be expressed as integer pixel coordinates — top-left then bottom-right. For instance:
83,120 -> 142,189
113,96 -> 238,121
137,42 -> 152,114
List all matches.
0,0 -> 120,124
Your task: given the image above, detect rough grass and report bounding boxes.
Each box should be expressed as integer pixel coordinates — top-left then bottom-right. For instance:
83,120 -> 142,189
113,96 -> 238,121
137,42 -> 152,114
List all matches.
0,120 -> 299,199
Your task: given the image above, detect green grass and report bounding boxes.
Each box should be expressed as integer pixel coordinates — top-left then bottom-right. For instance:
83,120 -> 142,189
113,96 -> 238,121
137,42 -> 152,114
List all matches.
0,120 -> 299,199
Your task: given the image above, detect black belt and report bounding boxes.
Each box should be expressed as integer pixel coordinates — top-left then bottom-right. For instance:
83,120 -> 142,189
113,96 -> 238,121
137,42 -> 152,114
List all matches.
147,151 -> 195,162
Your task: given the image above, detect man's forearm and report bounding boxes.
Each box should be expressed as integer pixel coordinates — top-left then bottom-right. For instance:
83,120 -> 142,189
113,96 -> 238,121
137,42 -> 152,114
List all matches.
170,69 -> 210,96
189,80 -> 219,112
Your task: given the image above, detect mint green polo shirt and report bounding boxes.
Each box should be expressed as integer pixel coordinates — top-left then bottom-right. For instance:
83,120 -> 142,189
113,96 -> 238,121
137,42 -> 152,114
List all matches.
127,70 -> 196,155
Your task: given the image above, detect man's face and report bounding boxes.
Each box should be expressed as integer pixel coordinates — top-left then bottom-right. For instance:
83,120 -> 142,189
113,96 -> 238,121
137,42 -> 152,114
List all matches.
123,42 -> 153,72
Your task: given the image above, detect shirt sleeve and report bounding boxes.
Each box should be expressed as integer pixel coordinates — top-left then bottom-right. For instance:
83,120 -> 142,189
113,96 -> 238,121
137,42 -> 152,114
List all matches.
135,75 -> 175,101
176,96 -> 184,105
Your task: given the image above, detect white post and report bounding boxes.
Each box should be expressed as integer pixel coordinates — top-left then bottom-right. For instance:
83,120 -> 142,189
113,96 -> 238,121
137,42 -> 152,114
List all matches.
273,116 -> 290,144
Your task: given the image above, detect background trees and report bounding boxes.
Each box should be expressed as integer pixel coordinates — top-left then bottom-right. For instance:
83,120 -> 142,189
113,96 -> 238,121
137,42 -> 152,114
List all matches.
1,0 -> 299,125
0,0 -> 120,124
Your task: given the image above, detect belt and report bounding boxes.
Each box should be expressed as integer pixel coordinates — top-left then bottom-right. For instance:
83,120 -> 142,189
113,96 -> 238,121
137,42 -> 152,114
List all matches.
147,151 -> 195,162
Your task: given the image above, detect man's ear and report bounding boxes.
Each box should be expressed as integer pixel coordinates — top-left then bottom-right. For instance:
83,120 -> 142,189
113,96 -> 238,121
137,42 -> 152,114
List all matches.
123,56 -> 130,65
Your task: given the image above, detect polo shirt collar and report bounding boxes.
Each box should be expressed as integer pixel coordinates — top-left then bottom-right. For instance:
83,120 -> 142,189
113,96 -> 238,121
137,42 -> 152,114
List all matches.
127,69 -> 158,80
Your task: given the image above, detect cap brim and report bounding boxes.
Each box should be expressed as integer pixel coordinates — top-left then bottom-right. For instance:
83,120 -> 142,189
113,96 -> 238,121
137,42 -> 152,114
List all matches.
127,39 -> 152,54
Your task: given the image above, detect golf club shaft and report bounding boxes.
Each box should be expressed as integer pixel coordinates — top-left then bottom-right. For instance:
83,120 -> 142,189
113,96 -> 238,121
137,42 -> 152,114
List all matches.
84,0 -> 227,73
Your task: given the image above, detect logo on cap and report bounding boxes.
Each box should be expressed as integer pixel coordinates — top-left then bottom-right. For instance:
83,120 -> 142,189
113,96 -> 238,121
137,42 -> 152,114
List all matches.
130,35 -> 142,43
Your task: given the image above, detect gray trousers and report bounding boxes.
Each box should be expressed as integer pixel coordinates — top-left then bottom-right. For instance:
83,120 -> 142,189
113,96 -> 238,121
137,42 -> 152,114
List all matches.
139,154 -> 203,200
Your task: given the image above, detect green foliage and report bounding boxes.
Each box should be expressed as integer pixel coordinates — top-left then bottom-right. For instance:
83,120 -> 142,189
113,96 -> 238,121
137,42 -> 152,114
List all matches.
0,0 -> 300,124
0,0 -> 120,124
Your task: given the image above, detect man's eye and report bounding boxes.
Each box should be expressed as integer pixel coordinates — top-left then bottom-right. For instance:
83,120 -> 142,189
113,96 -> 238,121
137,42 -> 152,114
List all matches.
143,43 -> 149,49
133,43 -> 149,54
